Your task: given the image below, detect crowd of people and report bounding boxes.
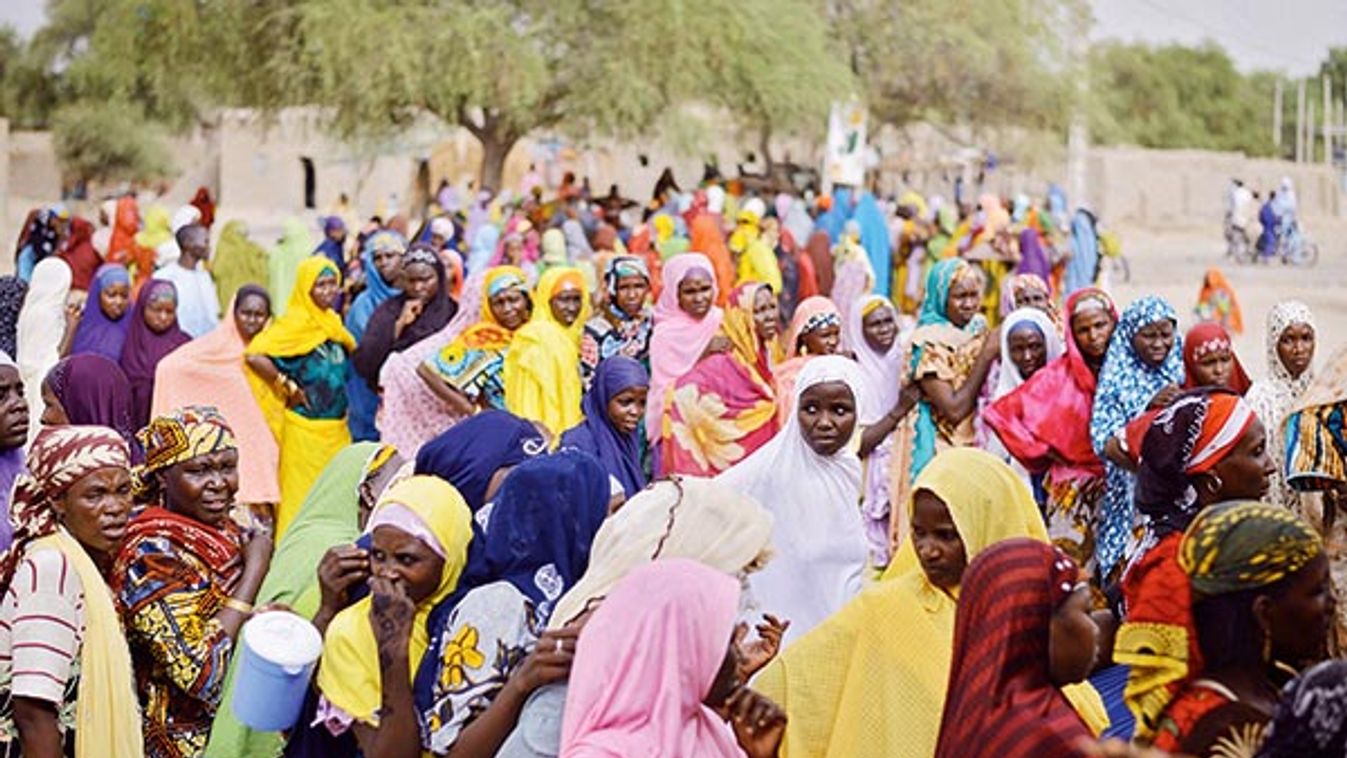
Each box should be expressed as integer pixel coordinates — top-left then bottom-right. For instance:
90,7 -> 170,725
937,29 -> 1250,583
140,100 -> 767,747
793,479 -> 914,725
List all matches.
0,167 -> 1344,758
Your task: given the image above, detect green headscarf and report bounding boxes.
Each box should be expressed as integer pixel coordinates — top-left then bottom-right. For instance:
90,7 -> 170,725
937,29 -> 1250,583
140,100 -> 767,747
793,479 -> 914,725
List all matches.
210,220 -> 271,313
1180,500 -> 1322,598
268,218 -> 314,316
917,258 -> 978,327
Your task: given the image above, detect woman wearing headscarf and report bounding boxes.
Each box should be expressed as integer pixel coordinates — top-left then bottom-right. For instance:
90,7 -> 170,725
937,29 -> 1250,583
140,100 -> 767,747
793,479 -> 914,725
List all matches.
1182,321 -> 1251,394
152,286 -> 280,508
1065,208 -> 1100,296
119,279 -> 192,432
1152,502 -> 1330,756
934,541 -> 1098,758
687,201 -> 736,306
190,187 -> 215,230
0,426 -> 143,758
984,306 -> 1065,496
17,258 -> 74,437
42,354 -> 139,455
313,476 -> 472,757
661,282 -> 781,478
646,254 -> 726,458
1255,659 -> 1347,758
1016,225 -> 1053,285
985,289 -> 1118,578
16,205 -> 70,283
560,558 -> 787,758
59,216 -> 101,294
418,266 -> 531,417
561,357 -> 649,497
413,409 -> 548,513
504,266 -> 590,437
245,256 -> 356,536
415,450 -> 609,755
131,207 -> 172,284
753,448 -> 1105,757
829,220 -> 876,323
1246,301 -> 1316,509
113,407 -> 271,758
0,276 -> 27,359
1003,272 -> 1054,318
579,256 -> 653,388
267,218 -> 314,315
69,263 -> 133,361
209,221 -> 271,314
344,231 -> 406,341
1195,267 -> 1244,335
1091,295 -> 1184,579
467,224 -> 501,276
717,355 -> 870,642
852,191 -> 893,298
772,295 -> 843,423
106,195 -> 141,274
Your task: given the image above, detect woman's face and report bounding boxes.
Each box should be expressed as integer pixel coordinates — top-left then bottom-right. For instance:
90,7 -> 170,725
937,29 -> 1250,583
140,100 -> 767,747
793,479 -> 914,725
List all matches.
144,296 -> 178,334
1266,553 -> 1335,664
1190,346 -> 1236,389
614,275 -> 649,318
40,379 -> 68,427
402,262 -> 439,303
1016,288 -> 1050,312
233,293 -> 270,341
372,247 -> 404,284
1202,418 -> 1274,503
1007,324 -> 1048,379
370,525 -> 446,605
1070,308 -> 1115,361
0,366 -> 27,449
945,276 -> 982,328
504,238 -> 524,264
677,272 -> 714,320
606,386 -> 648,436
159,449 -> 240,528
489,289 -> 531,330
550,288 -> 584,327
1277,322 -> 1315,380
751,287 -> 779,341
1132,319 -> 1175,367
310,271 -> 340,311
54,466 -> 133,557
910,490 -> 967,591
801,322 -> 841,356
797,381 -> 856,457
862,305 -> 898,354
1048,586 -> 1099,686
99,281 -> 131,321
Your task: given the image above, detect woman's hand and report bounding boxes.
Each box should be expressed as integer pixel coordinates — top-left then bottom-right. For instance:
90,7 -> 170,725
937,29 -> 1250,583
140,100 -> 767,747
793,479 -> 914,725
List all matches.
507,628 -> 579,698
369,575 -> 416,665
393,300 -> 424,339
242,520 -> 274,572
725,687 -> 787,758
735,615 -> 790,681
317,544 -> 370,617
1148,384 -> 1182,410
701,335 -> 733,360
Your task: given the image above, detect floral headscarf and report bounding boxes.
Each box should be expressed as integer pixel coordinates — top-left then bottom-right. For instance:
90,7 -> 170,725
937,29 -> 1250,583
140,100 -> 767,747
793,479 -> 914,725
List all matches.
133,405 -> 237,500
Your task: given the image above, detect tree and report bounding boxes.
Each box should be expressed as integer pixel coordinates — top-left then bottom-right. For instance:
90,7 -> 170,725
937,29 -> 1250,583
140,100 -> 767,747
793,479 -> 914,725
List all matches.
51,100 -> 173,184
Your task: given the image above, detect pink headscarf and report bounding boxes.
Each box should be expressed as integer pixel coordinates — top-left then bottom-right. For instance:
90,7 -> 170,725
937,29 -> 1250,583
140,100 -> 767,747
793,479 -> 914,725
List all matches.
560,558 -> 745,758
646,253 -> 724,442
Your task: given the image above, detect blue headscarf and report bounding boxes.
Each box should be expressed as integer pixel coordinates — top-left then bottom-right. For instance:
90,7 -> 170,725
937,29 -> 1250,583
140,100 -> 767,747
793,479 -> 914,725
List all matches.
467,225 -> 500,277
853,191 -> 892,298
1065,208 -> 1099,296
414,409 -> 547,512
560,356 -> 649,496
344,230 -> 406,341
1089,295 -> 1184,573
69,264 -> 132,361
815,187 -> 851,243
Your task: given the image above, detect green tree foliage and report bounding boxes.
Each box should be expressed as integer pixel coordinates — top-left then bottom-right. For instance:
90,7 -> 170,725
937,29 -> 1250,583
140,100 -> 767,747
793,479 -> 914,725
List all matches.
51,100 -> 173,184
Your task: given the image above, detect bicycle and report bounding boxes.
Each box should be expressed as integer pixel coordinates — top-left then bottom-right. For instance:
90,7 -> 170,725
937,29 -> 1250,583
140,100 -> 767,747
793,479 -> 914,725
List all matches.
1275,221 -> 1319,267
1223,219 -> 1254,263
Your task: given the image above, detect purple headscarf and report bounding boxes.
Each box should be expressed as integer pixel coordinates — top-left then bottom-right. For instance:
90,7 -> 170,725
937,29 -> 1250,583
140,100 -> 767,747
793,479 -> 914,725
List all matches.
119,279 -> 190,431
69,263 -> 132,361
46,354 -> 141,461
559,356 -> 649,496
0,352 -> 23,549
1015,228 -> 1052,283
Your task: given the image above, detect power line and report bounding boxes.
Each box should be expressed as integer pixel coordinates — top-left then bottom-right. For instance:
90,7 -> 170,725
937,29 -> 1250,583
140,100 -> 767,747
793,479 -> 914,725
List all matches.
1127,0 -> 1325,73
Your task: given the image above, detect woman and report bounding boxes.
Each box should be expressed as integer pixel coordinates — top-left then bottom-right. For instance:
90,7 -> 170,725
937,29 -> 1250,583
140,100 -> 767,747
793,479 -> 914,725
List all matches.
1194,267 -> 1244,335
1065,209 -> 1100,296
105,195 -> 141,278
560,559 -> 787,758
1153,501 -> 1331,756
113,407 -> 272,758
1113,390 -> 1275,739
414,409 -> 549,513
578,256 -> 653,388
313,476 -> 472,758
717,355 -> 869,642
561,356 -> 649,497
1090,295 -> 1184,578
892,258 -> 1000,525
0,276 -> 27,359
419,266 -> 531,418
1183,321 -> 1251,394
662,282 -> 780,477
0,426 -> 143,758
69,263 -> 133,362
59,216 -> 100,294
210,221 -> 271,314
343,230 -> 408,441
345,231 -> 408,342
16,205 -> 69,283
934,540 -> 1099,758
152,286 -> 280,509
268,219 -> 313,314
415,450 -> 609,755
985,289 -> 1118,578
772,295 -> 842,421
992,306 -> 1064,401
504,266 -> 590,437
17,258 -> 73,436
754,448 -> 1102,757
119,279 -> 192,431
1255,660 -> 1347,758
1246,301 -> 1316,509
244,256 -> 356,536
646,253 -> 726,459
1001,272 -> 1054,319
42,354 -> 139,454
830,220 -> 876,324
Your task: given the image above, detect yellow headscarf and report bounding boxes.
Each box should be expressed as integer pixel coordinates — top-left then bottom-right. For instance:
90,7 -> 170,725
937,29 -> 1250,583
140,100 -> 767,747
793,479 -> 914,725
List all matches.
134,206 -> 172,250
753,448 -> 1103,757
503,266 -> 590,437
246,256 -> 356,358
315,476 -> 472,726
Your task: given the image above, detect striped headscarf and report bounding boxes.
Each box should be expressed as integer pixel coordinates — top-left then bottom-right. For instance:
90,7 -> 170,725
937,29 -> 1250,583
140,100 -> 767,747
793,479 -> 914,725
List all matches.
1180,501 -> 1322,597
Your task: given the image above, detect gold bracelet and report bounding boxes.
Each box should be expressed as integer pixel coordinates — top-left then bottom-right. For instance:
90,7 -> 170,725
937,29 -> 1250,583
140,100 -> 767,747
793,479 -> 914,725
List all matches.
223,596 -> 254,614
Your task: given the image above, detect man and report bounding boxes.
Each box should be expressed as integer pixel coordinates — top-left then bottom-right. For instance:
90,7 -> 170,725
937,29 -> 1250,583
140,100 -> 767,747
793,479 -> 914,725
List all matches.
153,223 -> 220,338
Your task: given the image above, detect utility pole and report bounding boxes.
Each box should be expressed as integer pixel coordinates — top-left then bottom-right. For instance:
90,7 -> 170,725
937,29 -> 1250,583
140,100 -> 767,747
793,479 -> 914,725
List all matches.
1296,79 -> 1307,163
1273,80 -> 1283,150
1065,3 -> 1088,210
1326,75 -> 1335,165
1308,99 -> 1317,162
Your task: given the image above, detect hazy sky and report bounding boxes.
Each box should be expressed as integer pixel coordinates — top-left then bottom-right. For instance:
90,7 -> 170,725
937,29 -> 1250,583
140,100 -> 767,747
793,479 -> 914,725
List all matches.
2,0 -> 1345,77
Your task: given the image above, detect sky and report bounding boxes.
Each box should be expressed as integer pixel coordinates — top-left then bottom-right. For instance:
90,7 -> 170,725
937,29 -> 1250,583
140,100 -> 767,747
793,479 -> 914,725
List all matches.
1,0 -> 1345,77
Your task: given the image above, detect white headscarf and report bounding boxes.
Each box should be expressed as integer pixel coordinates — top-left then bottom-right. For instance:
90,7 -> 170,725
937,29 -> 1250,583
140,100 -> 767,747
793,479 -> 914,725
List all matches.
716,355 -> 869,643
17,258 -> 72,439
843,294 -> 904,425
706,185 -> 726,215
1246,300 -> 1317,507
992,307 -> 1064,400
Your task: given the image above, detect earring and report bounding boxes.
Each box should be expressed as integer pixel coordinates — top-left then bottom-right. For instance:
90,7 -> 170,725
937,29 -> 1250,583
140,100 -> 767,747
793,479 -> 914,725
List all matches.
1262,630 -> 1272,664
1206,474 -> 1224,494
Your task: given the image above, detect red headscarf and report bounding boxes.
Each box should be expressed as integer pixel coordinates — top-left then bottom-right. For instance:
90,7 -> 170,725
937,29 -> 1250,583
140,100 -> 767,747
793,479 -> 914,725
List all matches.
59,216 -> 101,291
190,187 -> 215,229
935,539 -> 1092,758
1182,321 -> 1250,394
105,195 -> 140,267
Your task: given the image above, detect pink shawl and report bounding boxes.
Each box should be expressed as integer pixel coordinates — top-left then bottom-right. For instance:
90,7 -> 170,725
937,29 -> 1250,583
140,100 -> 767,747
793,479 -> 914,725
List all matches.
645,254 -> 724,442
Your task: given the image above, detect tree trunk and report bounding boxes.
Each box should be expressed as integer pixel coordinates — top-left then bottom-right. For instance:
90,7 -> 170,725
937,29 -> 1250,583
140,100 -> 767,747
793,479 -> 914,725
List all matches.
477,128 -> 518,194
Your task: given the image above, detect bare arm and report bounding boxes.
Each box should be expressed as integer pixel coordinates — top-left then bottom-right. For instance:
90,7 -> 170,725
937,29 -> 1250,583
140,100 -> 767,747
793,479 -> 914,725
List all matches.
858,383 -> 922,458
353,578 -> 421,758
918,332 -> 1000,427
1102,435 -> 1136,473
245,353 -> 280,384
416,363 -> 477,417
13,697 -> 62,758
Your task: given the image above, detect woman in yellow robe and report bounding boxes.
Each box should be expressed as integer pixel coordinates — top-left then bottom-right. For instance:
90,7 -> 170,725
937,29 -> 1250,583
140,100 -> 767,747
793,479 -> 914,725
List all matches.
504,266 -> 591,438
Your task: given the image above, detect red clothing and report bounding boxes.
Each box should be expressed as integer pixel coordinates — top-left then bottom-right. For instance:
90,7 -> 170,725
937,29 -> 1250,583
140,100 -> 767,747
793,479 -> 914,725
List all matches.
59,216 -> 101,291
1153,681 -> 1269,756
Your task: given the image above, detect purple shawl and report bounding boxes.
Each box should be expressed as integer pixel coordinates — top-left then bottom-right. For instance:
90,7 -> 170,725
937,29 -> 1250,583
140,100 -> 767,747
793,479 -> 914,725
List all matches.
47,354 -> 141,460
119,280 -> 191,431
69,263 -> 132,361
1015,228 -> 1052,283
0,446 -> 24,550
559,356 -> 649,496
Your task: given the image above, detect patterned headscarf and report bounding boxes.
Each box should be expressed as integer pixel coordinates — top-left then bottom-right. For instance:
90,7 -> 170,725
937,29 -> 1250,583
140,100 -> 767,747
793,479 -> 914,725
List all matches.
0,275 -> 27,358
0,425 -> 130,589
1258,659 -> 1347,758
133,405 -> 237,499
1180,501 -> 1322,598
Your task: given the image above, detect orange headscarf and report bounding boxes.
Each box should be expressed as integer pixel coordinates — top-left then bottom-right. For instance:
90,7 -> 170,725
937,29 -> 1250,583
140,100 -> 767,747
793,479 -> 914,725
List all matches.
1196,267 -> 1244,334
